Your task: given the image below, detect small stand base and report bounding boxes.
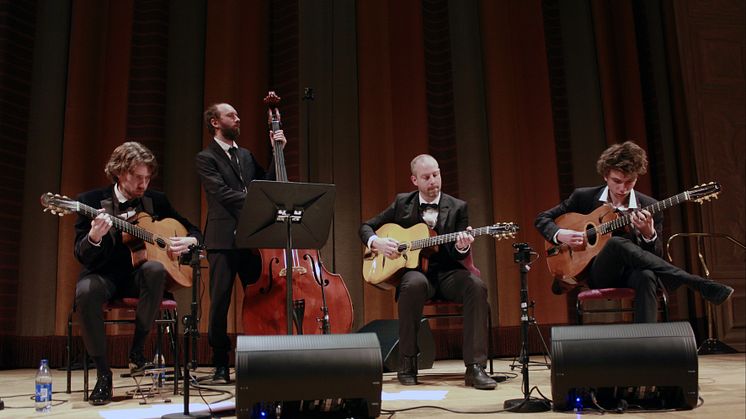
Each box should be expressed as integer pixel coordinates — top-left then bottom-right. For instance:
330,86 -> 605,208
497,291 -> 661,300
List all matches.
503,397 -> 551,412
698,338 -> 738,355
129,368 -> 171,405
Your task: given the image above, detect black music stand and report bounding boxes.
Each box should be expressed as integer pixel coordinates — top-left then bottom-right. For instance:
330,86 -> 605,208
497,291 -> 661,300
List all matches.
235,180 -> 335,335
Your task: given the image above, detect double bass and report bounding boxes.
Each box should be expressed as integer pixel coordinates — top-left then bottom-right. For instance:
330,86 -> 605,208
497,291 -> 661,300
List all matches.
241,91 -> 353,335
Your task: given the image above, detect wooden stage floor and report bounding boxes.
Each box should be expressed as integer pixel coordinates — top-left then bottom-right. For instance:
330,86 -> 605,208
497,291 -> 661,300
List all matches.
0,354 -> 743,418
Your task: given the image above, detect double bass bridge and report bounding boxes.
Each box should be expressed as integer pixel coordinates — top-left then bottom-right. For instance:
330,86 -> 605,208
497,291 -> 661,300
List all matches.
278,265 -> 308,277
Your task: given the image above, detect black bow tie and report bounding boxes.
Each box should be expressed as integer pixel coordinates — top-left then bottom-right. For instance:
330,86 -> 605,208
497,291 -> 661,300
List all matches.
420,202 -> 439,211
118,198 -> 141,211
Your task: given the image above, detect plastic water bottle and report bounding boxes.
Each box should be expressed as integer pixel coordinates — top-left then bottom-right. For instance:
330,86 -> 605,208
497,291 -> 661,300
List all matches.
34,359 -> 52,413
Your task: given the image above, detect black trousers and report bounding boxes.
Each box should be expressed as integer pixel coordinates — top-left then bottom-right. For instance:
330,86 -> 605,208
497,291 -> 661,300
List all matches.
207,249 -> 261,367
588,236 -> 705,323
397,268 -> 489,366
75,261 -> 167,360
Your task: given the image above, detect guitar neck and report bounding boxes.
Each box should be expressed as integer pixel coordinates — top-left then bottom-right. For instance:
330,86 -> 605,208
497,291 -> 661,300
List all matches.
76,202 -> 156,245
596,191 -> 690,235
409,226 -> 494,250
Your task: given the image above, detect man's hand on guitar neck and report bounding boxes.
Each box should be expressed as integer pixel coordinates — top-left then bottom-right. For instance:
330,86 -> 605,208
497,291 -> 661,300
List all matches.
88,212 -> 113,245
556,228 -> 585,249
455,226 -> 474,253
371,237 -> 401,259
630,209 -> 656,240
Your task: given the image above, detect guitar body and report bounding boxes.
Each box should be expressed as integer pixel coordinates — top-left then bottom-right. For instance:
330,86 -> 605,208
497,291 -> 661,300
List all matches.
545,204 -> 618,288
124,213 -> 193,290
362,223 -> 432,290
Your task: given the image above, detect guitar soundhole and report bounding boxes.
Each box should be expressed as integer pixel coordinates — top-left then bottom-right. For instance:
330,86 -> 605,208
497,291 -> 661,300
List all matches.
585,224 -> 597,246
155,238 -> 167,249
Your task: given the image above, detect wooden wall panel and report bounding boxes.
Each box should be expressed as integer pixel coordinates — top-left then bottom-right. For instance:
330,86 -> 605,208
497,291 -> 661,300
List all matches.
591,0 -> 651,194
447,0 -> 498,327
54,0 -> 135,335
17,0 -> 71,337
358,0 -> 429,324
671,0 -> 745,350
201,0 -> 269,335
0,0 -> 35,335
480,0 -> 565,326
126,0 -> 170,191
298,0 -> 364,328
162,0 -> 207,319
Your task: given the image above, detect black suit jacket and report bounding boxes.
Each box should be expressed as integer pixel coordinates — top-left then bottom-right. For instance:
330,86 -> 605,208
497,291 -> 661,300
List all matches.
534,185 -> 663,257
195,140 -> 276,250
359,191 -> 470,274
74,186 -> 202,283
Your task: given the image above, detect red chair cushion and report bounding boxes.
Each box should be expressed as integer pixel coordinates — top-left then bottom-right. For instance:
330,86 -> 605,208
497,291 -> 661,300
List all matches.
577,288 -> 636,301
106,298 -> 178,310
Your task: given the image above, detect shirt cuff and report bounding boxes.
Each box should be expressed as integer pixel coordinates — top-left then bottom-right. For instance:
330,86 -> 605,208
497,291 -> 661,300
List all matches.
88,234 -> 102,247
642,231 -> 657,243
367,235 -> 378,249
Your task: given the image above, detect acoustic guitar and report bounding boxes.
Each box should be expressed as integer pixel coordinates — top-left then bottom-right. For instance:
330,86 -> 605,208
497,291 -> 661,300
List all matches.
544,182 -> 721,294
40,192 -> 192,290
362,222 -> 518,289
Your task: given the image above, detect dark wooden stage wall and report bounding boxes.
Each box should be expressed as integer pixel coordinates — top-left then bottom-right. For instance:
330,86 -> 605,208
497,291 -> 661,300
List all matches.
0,0 -> 743,368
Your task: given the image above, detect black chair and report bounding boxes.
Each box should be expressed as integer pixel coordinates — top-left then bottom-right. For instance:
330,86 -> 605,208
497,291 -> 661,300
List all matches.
66,297 -> 179,400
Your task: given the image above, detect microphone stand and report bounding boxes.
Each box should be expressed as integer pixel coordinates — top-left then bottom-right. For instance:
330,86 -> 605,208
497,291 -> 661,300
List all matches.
503,243 -> 551,413
163,244 -> 209,419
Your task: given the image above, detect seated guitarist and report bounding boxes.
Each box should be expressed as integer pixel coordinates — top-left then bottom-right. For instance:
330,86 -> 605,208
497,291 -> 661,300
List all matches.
74,142 -> 202,405
534,141 -> 733,322
359,154 -> 496,390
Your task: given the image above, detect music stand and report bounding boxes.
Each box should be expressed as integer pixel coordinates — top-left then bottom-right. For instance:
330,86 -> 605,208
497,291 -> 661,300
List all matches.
235,180 -> 335,334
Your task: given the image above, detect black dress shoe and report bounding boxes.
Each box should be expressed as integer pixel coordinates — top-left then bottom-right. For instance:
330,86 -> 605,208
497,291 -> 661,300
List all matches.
397,355 -> 418,386
465,364 -> 497,390
210,366 -> 231,384
89,374 -> 113,406
128,352 -> 155,375
701,282 -> 734,305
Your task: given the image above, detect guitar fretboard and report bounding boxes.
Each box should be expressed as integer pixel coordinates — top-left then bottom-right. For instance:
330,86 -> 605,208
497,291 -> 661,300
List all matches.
409,225 -> 506,250
595,191 -> 690,235
74,201 -> 157,245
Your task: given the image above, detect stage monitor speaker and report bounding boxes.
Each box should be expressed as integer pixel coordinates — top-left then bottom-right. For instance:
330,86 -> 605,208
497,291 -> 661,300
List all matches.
356,318 -> 435,372
235,333 -> 382,418
551,321 -> 698,411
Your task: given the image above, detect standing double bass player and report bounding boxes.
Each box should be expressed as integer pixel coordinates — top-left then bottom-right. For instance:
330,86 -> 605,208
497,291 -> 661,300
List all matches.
196,102 -> 287,385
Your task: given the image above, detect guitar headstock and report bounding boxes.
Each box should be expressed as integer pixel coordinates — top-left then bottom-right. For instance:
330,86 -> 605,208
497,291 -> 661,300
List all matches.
40,192 -> 75,217
489,222 -> 520,240
687,181 -> 721,204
